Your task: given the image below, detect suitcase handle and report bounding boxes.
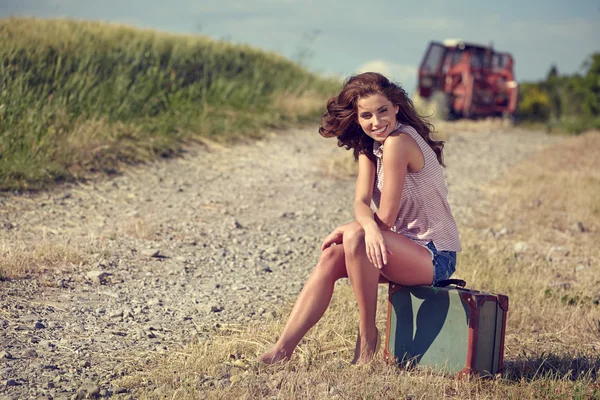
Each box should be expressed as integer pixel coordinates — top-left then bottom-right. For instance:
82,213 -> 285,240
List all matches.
434,279 -> 467,288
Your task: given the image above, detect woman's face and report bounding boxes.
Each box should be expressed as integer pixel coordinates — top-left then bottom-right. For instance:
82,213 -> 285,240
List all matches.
356,93 -> 400,143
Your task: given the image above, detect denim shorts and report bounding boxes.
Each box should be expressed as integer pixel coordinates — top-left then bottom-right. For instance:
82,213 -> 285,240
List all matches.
423,241 -> 457,285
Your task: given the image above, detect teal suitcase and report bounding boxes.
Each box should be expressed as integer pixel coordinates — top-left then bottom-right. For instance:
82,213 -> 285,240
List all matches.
383,279 -> 508,377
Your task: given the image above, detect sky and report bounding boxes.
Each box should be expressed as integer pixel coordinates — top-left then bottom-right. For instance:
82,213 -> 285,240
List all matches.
1,0 -> 599,93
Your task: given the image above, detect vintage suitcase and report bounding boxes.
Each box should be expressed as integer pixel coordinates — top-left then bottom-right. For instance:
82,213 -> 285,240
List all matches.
383,279 -> 508,377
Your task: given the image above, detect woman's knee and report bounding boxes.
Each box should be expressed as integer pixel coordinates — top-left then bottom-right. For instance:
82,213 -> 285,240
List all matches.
342,222 -> 365,253
315,246 -> 346,281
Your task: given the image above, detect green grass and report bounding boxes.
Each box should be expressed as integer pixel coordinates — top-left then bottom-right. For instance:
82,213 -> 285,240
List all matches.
0,17 -> 339,191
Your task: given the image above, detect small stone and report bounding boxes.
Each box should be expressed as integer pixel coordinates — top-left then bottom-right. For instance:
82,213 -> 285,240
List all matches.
549,246 -> 570,257
496,227 -> 509,237
147,298 -> 163,306
112,386 -> 127,394
23,349 -> 38,358
146,330 -> 157,339
38,340 -> 56,349
86,270 -> 112,284
77,381 -> 100,398
155,345 -> 168,354
513,242 -> 528,254
141,249 -> 162,258
5,379 -> 19,386
0,351 -> 14,359
576,221 -> 586,232
256,260 -> 272,273
30,362 -> 44,369
575,265 -> 586,272
231,219 -> 243,229
210,305 -> 224,313
35,321 -> 46,329
232,359 -> 249,370
550,281 -> 572,290
43,381 -> 55,389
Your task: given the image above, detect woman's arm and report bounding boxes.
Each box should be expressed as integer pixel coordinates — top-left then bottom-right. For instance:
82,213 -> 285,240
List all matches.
374,133 -> 411,229
353,153 -> 377,232
353,153 -> 392,268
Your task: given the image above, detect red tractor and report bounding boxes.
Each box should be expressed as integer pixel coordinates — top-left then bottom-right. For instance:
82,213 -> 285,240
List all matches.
413,39 -> 518,120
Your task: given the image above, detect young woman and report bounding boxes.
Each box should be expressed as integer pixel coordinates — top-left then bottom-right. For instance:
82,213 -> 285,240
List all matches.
259,72 -> 461,365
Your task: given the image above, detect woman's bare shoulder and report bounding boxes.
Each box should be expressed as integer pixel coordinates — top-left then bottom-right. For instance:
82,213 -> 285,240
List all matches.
385,131 -> 418,153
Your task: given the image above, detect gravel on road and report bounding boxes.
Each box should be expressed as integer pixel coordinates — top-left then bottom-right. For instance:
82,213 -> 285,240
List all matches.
0,123 -> 560,399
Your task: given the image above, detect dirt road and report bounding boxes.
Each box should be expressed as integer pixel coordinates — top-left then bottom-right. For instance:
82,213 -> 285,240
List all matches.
0,122 -> 560,399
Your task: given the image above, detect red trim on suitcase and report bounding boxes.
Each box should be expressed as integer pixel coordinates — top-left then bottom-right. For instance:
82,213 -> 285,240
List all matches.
498,294 -> 509,312
384,283 -> 397,364
465,301 -> 480,376
497,297 -> 509,375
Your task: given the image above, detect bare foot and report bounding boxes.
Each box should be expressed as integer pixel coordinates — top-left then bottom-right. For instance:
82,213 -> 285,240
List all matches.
258,346 -> 292,365
352,328 -> 380,365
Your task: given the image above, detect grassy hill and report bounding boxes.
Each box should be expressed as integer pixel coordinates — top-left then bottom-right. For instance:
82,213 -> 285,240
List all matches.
0,18 -> 339,190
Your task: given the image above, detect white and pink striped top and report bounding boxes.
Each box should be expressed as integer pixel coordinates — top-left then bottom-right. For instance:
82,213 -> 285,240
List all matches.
372,124 -> 461,252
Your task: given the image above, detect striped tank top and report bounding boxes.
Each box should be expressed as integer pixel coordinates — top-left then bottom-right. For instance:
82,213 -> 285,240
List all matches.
372,124 -> 461,252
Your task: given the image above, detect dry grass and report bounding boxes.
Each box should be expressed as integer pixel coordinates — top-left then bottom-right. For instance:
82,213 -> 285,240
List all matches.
274,90 -> 329,120
117,131 -> 600,399
0,240 -> 86,280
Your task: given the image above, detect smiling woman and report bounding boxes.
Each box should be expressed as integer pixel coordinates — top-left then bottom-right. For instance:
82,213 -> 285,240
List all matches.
259,72 -> 461,366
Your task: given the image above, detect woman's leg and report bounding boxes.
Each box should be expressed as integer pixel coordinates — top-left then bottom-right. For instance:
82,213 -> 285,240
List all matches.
259,244 -> 348,364
343,222 -> 434,364
343,222 -> 381,364
378,230 -> 434,285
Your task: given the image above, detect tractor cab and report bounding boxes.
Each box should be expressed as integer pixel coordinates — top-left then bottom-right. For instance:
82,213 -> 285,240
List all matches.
416,39 -> 518,119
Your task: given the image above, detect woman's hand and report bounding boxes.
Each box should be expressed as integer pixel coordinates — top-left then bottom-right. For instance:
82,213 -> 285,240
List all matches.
320,223 -> 349,251
364,225 -> 390,269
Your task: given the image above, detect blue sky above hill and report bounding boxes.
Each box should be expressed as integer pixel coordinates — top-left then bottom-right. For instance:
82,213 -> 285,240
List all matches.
2,0 -> 599,92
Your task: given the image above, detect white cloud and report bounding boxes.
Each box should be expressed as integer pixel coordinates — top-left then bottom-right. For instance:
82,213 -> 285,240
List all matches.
356,60 -> 417,86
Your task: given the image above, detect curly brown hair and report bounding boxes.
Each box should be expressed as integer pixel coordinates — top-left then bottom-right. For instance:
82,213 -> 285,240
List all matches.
319,72 -> 444,166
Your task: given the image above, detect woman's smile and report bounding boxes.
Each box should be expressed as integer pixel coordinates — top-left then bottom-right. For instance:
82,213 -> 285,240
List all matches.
372,125 -> 388,135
